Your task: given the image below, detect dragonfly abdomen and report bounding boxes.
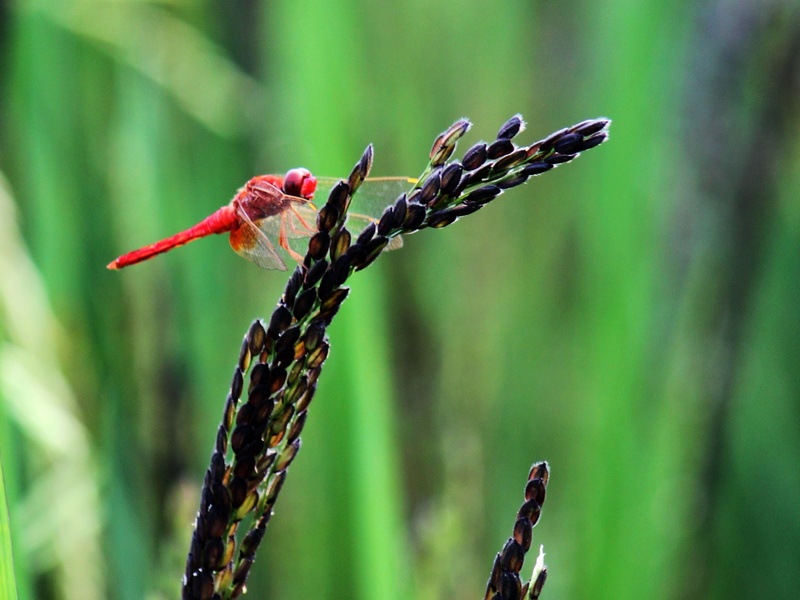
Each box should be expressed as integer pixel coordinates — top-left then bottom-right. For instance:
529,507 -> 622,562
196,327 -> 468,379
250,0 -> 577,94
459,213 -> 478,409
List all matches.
107,205 -> 236,269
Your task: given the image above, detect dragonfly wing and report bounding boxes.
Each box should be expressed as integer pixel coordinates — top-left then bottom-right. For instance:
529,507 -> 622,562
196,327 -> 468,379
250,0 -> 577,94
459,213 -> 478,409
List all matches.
313,176 -> 417,237
230,204 -> 287,270
346,212 -> 404,251
386,235 -> 404,251
243,199 -> 316,262
246,182 -> 317,243
282,200 -> 318,240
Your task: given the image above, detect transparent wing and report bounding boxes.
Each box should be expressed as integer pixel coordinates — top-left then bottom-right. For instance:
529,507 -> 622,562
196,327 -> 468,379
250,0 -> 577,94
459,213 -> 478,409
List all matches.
242,180 -> 316,241
246,198 -> 318,262
313,176 -> 417,237
236,177 -> 320,263
313,176 -> 415,252
281,201 -> 318,240
229,203 -> 287,270
345,213 -> 404,250
386,235 -> 404,251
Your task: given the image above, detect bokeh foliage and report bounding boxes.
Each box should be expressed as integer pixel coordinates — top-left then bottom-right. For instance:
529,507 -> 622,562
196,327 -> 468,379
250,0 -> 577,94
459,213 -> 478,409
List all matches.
1,1 -> 799,599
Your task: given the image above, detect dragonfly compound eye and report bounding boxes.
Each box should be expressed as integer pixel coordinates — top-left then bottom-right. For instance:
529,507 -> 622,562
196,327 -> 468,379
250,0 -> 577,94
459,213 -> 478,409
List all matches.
284,168 -> 317,200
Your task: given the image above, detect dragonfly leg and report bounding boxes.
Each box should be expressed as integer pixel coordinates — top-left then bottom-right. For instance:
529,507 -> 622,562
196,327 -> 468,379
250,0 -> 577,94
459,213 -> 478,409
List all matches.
288,204 -> 316,236
279,212 -> 306,264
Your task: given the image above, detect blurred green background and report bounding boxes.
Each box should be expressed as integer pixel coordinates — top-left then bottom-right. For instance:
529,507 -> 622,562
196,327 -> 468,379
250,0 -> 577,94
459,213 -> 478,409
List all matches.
1,1 -> 799,599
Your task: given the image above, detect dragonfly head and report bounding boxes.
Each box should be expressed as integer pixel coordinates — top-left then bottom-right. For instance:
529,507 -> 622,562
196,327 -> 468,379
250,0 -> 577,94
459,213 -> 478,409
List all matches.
284,168 -> 317,200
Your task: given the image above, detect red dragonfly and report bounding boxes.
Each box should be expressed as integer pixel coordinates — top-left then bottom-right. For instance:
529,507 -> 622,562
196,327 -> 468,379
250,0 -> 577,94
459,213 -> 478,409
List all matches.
107,168 -> 413,271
